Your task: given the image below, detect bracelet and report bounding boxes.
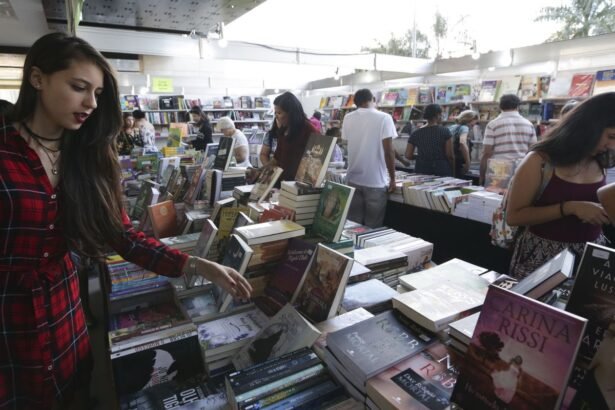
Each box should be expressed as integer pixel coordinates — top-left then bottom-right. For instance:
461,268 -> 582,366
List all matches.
560,201 -> 566,217
189,256 -> 198,276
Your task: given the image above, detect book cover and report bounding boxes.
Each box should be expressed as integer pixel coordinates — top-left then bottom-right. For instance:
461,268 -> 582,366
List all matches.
518,76 -> 539,100
232,304 -> 321,370
292,243 -> 354,323
451,84 -> 471,102
197,307 -> 268,355
147,200 -> 178,239
255,238 -> 317,316
235,219 -> 305,245
295,133 -> 338,188
313,308 -> 374,358
511,248 -> 574,299
406,87 -> 419,105
538,75 -> 551,98
192,219 -> 218,260
478,80 -> 500,102
312,181 -> 355,242
592,69 -> 615,96
121,94 -> 140,111
109,301 -> 187,342
366,342 -> 459,410
280,181 -> 323,196
451,286 -> 587,410
484,157 -> 519,194
398,258 -> 488,291
218,234 -> 253,312
326,310 -> 436,382
213,137 -> 236,171
119,377 -> 226,410
418,86 -> 433,104
112,332 -> 204,396
393,281 -> 487,332
564,243 -> 615,407
569,73 -> 595,97
496,76 -> 522,101
341,279 -> 398,312
179,287 -> 219,321
449,312 -> 480,346
381,91 -> 399,107
249,166 -> 283,203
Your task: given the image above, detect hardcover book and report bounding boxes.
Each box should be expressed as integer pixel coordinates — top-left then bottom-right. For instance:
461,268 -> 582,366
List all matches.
366,342 -> 459,410
292,243 -> 354,323
232,304 -> 321,370
326,310 -> 436,383
311,181 -> 355,242
295,133 -> 338,188
249,166 -> 283,203
213,137 -> 236,171
511,248 -> 575,299
451,286 -> 587,410
254,238 -> 317,316
564,243 -> 615,408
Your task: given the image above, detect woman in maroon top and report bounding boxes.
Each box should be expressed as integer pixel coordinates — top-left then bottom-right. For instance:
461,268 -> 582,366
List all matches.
506,93 -> 615,279
0,33 -> 251,409
258,92 -> 316,182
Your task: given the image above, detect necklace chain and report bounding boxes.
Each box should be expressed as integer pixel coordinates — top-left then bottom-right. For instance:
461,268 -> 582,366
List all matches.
20,122 -> 61,175
21,122 -> 62,153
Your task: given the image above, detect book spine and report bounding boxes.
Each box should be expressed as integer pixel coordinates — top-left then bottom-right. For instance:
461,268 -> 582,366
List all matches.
231,352 -> 321,395
227,348 -> 313,387
239,373 -> 330,410
233,364 -> 326,404
260,379 -> 340,410
110,328 -> 196,357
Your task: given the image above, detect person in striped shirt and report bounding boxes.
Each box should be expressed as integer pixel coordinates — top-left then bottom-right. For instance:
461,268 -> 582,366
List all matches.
480,94 -> 537,184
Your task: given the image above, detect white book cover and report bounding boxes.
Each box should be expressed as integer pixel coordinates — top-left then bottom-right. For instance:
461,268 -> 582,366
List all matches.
197,307 -> 268,356
398,258 -> 488,291
232,304 -> 321,370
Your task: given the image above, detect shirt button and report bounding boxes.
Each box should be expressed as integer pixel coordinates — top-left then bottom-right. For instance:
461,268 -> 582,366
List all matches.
51,194 -> 57,200
49,224 -> 54,230
47,365 -> 53,371
43,252 -> 49,258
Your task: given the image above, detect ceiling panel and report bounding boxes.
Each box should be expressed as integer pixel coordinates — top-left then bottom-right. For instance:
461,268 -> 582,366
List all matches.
42,0 -> 265,34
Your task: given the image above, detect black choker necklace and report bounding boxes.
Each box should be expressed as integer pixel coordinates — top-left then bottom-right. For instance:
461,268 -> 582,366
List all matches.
21,122 -> 63,143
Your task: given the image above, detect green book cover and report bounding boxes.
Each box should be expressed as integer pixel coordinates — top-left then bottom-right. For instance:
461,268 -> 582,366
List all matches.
311,181 -> 355,243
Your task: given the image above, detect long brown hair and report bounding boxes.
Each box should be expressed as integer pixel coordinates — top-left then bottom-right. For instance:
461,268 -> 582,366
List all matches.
12,32 -> 124,257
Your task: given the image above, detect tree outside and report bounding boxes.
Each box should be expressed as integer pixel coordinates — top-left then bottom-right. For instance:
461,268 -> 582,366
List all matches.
536,0 -> 615,41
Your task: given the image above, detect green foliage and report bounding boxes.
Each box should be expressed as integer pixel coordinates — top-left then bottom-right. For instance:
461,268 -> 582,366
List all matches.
361,29 -> 431,58
536,0 -> 615,41
433,11 -> 448,58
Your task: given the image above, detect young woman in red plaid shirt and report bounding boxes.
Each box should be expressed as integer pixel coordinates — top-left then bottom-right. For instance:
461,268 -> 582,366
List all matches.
0,33 -> 251,409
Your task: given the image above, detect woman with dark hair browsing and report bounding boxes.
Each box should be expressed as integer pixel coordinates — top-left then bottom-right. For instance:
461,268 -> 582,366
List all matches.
507,92 -> 615,279
0,33 -> 251,409
189,105 -> 213,150
257,91 -> 317,181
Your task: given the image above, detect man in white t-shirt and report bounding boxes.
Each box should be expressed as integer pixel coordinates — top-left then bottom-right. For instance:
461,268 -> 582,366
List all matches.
218,116 -> 252,168
342,88 -> 398,227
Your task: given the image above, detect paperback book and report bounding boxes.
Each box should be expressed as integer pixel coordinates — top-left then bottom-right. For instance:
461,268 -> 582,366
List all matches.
249,166 -> 282,203
311,181 -> 355,242
213,137 -> 237,171
451,286 -> 587,410
295,133 -> 338,188
292,243 -> 354,323
232,304 -> 321,370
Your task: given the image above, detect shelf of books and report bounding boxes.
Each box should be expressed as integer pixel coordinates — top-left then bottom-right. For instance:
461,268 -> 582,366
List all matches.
106,125 -> 614,409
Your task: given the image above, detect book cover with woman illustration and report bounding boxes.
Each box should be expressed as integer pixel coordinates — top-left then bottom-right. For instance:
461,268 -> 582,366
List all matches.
451,286 -> 586,410
311,181 -> 355,242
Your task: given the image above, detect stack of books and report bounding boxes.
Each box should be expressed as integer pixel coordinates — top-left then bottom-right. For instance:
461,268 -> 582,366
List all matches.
401,176 -> 472,213
106,253 -> 169,300
353,246 -> 409,289
278,181 -> 323,226
340,278 -> 399,314
323,310 -> 437,404
197,306 -> 269,377
453,190 -> 502,223
225,347 -> 353,410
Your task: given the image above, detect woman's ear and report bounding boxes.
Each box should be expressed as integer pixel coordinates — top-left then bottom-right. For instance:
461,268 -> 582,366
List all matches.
29,66 -> 44,90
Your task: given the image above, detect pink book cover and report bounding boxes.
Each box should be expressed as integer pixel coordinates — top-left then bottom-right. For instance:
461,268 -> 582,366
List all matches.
568,74 -> 595,97
451,286 -> 586,410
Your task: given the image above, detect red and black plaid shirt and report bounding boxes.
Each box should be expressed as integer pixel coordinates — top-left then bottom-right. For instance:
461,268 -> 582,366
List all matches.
0,118 -> 188,409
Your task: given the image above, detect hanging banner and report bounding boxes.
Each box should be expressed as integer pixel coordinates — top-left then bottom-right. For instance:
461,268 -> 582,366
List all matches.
152,77 -> 174,93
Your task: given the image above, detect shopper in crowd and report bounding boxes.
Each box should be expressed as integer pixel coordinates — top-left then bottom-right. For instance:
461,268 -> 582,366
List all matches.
342,88 -> 397,227
189,105 -> 213,150
309,110 -> 323,133
506,92 -> 615,279
257,91 -> 317,182
218,116 -> 252,167
0,32 -> 251,409
116,112 -> 139,155
405,104 -> 454,176
480,94 -> 537,184
132,108 -> 158,153
325,126 -> 344,163
560,99 -> 579,117
449,110 -> 478,178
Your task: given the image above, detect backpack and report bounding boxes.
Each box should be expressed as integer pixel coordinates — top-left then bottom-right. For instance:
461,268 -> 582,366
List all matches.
490,160 -> 553,249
